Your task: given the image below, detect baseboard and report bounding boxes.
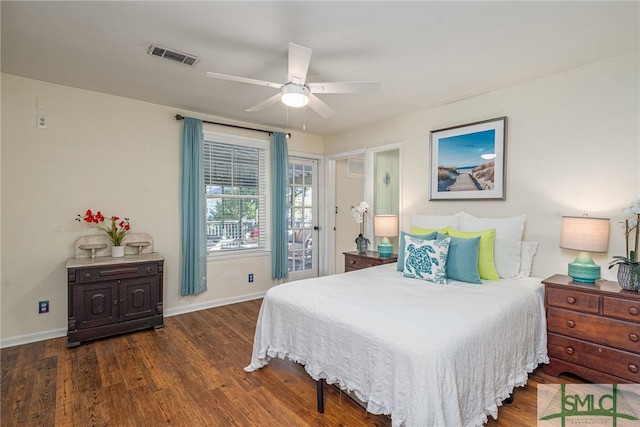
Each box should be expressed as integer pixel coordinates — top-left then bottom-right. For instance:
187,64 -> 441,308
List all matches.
164,291 -> 266,317
1,328 -> 67,349
1,291 -> 266,349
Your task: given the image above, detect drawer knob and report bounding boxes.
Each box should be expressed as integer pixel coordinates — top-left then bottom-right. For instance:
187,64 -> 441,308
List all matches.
629,307 -> 639,316
565,347 -> 575,355
630,333 -> 639,343
629,364 -> 639,374
566,320 -> 576,328
349,260 -> 356,265
566,296 -> 576,304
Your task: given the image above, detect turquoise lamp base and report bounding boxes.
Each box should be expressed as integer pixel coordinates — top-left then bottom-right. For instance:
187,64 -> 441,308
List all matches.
567,251 -> 600,283
378,237 -> 393,258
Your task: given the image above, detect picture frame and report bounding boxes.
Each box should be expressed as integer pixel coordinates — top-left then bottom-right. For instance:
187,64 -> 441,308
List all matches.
429,117 -> 507,200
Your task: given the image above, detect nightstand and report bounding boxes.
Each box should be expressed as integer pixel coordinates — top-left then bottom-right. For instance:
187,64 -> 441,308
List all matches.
343,250 -> 397,272
542,274 -> 640,383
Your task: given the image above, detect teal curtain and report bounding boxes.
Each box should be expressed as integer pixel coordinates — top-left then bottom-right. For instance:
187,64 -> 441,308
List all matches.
180,117 -> 207,295
271,132 -> 289,279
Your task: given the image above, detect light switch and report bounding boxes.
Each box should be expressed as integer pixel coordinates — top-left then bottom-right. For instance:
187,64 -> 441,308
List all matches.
36,97 -> 48,111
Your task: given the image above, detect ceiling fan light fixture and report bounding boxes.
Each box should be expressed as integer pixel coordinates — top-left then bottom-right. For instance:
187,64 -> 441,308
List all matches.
281,83 -> 309,108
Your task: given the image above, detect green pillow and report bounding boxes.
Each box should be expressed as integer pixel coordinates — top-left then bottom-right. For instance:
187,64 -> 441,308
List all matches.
410,225 -> 450,235
397,230 -> 437,271
447,228 -> 499,280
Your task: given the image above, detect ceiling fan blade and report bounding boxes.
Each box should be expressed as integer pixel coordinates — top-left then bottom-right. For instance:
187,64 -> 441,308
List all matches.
308,81 -> 381,94
207,72 -> 282,89
288,43 -> 312,85
246,93 -> 282,112
307,93 -> 337,118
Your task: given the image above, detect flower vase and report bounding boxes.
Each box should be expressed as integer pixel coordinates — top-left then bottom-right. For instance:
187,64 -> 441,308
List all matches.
111,245 -> 125,258
358,238 -> 368,254
617,263 -> 640,291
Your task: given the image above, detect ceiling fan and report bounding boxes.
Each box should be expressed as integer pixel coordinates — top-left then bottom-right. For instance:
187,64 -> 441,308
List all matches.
206,42 -> 381,118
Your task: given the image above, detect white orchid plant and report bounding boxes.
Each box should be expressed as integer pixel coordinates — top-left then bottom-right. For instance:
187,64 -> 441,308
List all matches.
350,201 -> 370,246
609,193 -> 640,285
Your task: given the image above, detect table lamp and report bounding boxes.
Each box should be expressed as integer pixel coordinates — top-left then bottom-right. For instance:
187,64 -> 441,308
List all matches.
560,215 -> 610,283
374,215 -> 398,258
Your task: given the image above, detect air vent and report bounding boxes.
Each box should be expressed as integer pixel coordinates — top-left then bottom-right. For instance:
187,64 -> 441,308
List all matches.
148,44 -> 200,67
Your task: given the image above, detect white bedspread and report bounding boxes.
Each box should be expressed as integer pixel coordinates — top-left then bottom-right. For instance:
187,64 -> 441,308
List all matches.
245,264 -> 548,427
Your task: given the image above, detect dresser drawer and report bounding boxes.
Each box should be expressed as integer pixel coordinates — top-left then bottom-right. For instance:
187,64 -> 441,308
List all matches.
548,333 -> 640,382
96,262 -> 158,280
344,255 -> 363,270
547,307 -> 640,353
603,296 -> 640,323
546,287 -> 599,314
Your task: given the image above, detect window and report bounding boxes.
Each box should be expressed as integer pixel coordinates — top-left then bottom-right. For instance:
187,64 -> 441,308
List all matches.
203,131 -> 269,255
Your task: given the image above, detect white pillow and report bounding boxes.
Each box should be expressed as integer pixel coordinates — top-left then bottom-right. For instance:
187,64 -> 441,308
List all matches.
459,212 -> 526,278
518,241 -> 539,277
410,212 -> 460,230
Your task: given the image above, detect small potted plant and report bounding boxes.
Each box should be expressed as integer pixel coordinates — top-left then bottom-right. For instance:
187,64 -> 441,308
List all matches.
609,193 -> 640,291
76,209 -> 131,257
350,201 -> 370,254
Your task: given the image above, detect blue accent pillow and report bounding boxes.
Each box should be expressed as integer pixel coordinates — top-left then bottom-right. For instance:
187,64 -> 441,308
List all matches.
437,232 -> 482,284
397,230 -> 437,271
402,236 -> 451,284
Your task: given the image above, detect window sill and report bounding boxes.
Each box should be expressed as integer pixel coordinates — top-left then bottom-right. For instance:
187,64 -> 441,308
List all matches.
207,248 -> 271,262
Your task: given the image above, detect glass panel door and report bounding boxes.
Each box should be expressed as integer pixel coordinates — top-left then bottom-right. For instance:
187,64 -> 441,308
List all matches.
288,157 -> 318,279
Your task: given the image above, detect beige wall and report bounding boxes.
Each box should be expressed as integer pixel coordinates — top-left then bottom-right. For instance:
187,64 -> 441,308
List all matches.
0,74 -> 322,345
325,52 -> 640,281
2,51 -> 638,345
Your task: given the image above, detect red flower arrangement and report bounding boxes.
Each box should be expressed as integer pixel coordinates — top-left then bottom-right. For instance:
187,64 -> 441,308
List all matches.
76,209 -> 131,246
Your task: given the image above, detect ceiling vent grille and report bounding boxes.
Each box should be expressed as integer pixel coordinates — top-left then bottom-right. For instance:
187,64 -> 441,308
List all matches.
148,44 -> 200,67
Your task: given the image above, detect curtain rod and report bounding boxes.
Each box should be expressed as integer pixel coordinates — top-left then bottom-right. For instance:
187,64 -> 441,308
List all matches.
174,114 -> 290,138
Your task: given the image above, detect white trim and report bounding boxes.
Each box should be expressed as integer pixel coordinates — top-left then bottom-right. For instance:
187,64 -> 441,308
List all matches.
165,291 -> 266,317
288,150 -> 327,276
1,327 -> 67,349
0,292 -> 267,348
326,144 -> 403,273
368,142 -> 403,233
203,130 -> 268,148
326,149 -> 367,274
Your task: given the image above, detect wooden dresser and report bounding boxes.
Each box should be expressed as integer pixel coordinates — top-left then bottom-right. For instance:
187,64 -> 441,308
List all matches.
343,250 -> 397,272
66,253 -> 164,347
543,274 -> 640,383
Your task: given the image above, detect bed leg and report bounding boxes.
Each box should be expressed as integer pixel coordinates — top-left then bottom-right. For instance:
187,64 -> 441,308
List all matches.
505,393 -> 514,404
316,379 -> 325,413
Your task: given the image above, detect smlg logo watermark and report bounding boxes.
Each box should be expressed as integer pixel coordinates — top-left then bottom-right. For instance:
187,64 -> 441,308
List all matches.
538,384 -> 640,426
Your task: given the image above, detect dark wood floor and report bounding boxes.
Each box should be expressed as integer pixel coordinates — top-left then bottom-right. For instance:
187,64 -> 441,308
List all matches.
1,298 -> 583,426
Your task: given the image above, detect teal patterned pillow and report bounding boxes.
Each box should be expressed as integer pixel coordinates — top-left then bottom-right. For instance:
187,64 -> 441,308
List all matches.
396,230 -> 438,272
402,235 -> 451,284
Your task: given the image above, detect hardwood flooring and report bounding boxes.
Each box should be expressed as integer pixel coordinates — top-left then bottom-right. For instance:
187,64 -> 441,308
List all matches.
1,298 -> 583,426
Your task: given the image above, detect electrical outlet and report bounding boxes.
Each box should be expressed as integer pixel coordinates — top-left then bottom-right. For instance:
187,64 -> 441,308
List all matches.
36,115 -> 48,129
248,273 -> 254,283
39,300 -> 50,314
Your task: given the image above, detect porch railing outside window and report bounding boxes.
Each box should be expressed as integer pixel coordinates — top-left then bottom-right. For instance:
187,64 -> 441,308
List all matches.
206,219 -> 259,252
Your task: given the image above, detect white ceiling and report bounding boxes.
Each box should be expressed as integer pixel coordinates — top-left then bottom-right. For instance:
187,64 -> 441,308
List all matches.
2,1 -> 638,135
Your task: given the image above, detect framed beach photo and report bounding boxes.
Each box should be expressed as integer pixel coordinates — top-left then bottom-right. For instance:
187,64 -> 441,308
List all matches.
429,117 -> 507,201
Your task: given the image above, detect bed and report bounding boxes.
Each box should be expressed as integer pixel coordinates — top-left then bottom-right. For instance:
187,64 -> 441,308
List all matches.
245,212 -> 549,426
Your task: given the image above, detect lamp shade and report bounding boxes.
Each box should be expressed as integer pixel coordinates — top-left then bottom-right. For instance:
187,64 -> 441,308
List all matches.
560,215 -> 610,283
374,215 -> 398,257
374,215 -> 398,237
560,216 -> 610,253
